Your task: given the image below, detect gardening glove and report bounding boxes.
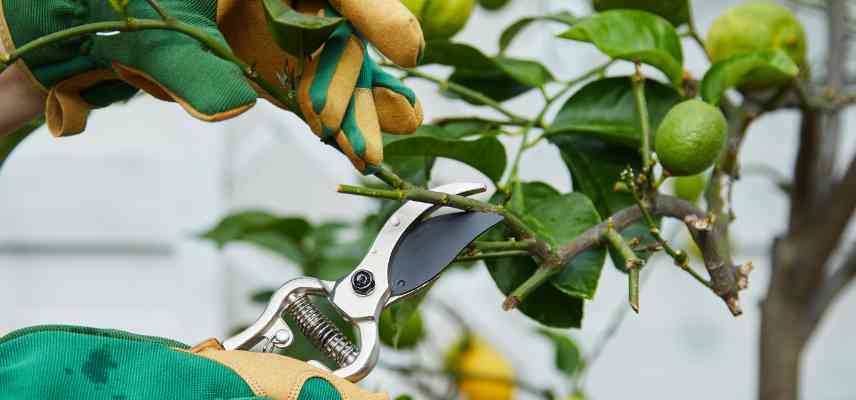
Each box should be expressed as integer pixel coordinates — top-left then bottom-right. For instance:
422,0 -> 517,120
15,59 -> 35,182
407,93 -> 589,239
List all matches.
0,0 -> 423,171
296,9 -> 423,171
0,325 -> 387,400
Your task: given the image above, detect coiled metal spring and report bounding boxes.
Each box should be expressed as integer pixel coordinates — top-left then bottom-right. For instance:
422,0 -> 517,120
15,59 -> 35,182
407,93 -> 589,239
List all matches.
286,295 -> 358,367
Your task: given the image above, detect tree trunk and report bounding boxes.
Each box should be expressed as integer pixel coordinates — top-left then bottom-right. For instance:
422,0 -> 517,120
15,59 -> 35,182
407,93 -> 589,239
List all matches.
759,241 -> 814,400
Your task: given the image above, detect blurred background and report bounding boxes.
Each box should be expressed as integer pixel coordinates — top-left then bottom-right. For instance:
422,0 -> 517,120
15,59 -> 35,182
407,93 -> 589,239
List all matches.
1,0 -> 854,398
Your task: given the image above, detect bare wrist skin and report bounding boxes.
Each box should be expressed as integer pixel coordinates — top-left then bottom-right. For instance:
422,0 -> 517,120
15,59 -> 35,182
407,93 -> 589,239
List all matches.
0,38 -> 46,136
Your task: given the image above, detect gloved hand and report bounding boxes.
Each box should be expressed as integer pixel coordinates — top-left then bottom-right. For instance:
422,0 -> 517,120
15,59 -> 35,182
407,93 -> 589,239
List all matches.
0,0 -> 424,171
0,325 -> 387,399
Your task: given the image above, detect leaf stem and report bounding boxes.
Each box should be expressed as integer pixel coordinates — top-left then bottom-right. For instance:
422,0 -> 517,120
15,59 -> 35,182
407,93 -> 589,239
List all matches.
631,63 -> 652,174
143,0 -> 172,21
503,266 -> 557,310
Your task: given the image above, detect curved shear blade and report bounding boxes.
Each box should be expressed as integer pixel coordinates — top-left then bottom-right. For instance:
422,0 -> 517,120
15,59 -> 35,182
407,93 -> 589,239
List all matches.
388,211 -> 503,297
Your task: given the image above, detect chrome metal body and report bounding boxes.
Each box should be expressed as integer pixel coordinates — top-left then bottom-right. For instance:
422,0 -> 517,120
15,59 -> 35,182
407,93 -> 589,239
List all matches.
223,182 -> 487,382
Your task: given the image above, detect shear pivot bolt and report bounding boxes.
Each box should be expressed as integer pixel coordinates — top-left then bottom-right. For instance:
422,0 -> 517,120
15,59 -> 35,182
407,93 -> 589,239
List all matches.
351,270 -> 375,295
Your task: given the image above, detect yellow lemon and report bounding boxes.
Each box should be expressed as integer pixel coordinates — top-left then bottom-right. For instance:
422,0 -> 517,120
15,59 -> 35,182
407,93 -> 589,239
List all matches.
706,1 -> 806,87
445,335 -> 515,400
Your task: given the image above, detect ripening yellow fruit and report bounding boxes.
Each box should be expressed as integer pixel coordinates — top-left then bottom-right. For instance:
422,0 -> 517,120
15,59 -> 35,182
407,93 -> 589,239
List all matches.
706,1 -> 806,87
445,335 -> 515,400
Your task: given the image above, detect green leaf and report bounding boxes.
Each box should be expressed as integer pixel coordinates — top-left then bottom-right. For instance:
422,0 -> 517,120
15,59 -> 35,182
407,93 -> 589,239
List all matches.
262,0 -> 344,57
421,41 -> 553,102
438,119 -> 504,139
527,193 -> 606,299
700,49 -> 800,105
487,182 -> 606,327
488,254 -> 584,328
592,0 -> 690,26
548,134 -> 657,271
200,210 -> 311,263
547,77 -> 681,149
379,298 -> 426,349
0,117 -> 43,173
421,41 -> 496,71
495,57 -> 554,88
385,127 -> 507,182
538,329 -> 583,377
499,11 -> 578,53
559,10 -> 684,86
447,69 -> 533,103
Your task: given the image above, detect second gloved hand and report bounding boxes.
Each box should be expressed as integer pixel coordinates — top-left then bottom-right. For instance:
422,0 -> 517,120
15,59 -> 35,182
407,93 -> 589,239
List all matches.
0,0 -> 424,171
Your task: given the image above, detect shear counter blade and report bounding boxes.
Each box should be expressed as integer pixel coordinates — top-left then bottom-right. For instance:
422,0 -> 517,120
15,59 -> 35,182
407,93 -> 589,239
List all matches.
387,212 -> 504,296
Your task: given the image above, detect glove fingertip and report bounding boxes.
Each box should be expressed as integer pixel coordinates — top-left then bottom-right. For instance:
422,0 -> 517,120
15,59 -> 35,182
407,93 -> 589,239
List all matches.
374,87 -> 423,134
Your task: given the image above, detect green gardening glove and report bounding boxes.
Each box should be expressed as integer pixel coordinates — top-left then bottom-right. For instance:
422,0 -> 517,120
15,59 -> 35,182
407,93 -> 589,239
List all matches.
0,0 -> 424,171
0,325 -> 388,400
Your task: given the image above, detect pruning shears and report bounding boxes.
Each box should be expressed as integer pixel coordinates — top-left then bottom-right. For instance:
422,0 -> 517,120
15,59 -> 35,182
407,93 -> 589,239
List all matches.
222,182 -> 504,382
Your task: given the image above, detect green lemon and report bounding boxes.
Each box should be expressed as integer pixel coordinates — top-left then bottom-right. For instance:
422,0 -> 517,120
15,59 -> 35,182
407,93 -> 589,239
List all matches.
379,308 -> 425,349
706,1 -> 806,87
672,173 -> 707,203
655,99 -> 727,176
479,0 -> 511,11
400,0 -> 428,17
419,0 -> 477,40
592,0 -> 690,26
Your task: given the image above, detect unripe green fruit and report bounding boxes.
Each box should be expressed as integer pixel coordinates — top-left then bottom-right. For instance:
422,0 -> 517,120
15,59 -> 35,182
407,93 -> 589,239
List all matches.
379,308 -> 425,349
672,173 -> 707,203
655,100 -> 727,176
706,1 -> 806,88
401,0 -> 476,40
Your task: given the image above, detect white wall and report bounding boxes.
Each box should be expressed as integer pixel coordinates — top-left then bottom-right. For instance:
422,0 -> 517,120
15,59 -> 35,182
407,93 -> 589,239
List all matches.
1,0 -> 854,399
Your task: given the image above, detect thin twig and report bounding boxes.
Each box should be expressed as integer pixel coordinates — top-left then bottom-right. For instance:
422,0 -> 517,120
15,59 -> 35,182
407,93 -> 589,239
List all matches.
456,250 -> 530,262
604,220 -> 643,312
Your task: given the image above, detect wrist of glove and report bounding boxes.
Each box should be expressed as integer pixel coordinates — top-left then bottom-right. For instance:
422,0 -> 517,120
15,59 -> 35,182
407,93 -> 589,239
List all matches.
0,325 -> 387,400
0,0 -> 424,172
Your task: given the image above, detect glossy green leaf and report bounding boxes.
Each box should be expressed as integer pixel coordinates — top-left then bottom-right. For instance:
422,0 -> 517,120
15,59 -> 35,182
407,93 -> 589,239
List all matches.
700,49 -> 800,105
487,182 -> 605,327
499,11 -> 577,53
262,0 -> 344,57
528,193 -> 606,299
559,10 -> 684,86
592,0 -> 690,26
538,329 -> 583,377
479,0 -> 511,11
0,117 -> 43,173
380,303 -> 426,349
448,69 -> 533,103
421,41 -> 496,70
438,119 -> 504,139
385,129 -> 507,182
200,210 -> 311,263
547,77 -> 681,149
422,41 -> 553,102
488,254 -> 585,328
495,57 -> 555,87
548,134 -> 657,271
